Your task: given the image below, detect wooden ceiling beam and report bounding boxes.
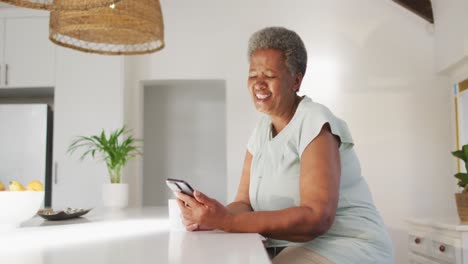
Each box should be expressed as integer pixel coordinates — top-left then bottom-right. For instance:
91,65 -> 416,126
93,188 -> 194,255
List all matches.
392,0 -> 434,23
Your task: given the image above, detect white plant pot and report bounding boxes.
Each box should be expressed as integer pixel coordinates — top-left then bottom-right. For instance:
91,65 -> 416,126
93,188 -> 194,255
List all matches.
102,183 -> 128,208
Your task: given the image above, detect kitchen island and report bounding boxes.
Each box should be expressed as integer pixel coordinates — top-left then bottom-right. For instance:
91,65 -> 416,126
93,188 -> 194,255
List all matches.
0,207 -> 270,264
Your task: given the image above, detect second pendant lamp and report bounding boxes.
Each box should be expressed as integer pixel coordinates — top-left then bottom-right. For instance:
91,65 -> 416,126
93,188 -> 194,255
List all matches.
0,0 -> 120,10
49,0 -> 165,55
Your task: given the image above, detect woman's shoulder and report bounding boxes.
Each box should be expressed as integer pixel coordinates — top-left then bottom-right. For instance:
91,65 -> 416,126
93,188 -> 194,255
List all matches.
300,96 -> 331,111
250,114 -> 272,138
297,96 -> 335,121
247,114 -> 271,154
295,96 -> 354,148
255,114 -> 272,129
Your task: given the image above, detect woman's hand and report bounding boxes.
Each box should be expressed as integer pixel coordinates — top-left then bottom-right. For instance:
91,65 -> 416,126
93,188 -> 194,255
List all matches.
176,190 -> 232,232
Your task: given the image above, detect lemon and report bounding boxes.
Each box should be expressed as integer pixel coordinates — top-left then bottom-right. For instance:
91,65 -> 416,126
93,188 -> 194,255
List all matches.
26,180 -> 44,191
9,180 -> 26,191
0,181 -> 5,191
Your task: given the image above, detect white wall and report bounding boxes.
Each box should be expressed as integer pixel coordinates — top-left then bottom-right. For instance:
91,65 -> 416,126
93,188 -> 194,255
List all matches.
432,0 -> 468,190
142,80 -> 226,205
432,0 -> 468,73
432,0 -> 468,196
449,62 -> 468,85
124,1 -> 454,263
53,47 -> 124,209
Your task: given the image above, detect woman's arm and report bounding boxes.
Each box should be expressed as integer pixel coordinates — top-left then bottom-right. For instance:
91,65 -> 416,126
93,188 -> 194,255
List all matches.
225,123 -> 341,241
226,151 -> 254,215
177,124 -> 340,242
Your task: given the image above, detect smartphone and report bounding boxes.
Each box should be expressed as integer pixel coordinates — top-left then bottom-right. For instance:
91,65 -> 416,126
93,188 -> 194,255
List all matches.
166,178 -> 195,198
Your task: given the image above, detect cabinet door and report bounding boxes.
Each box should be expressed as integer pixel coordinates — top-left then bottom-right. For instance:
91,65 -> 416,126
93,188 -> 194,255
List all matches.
52,46 -> 123,209
4,16 -> 55,88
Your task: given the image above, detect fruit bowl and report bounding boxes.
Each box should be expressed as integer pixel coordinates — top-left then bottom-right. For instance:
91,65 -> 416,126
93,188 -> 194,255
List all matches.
0,191 -> 44,230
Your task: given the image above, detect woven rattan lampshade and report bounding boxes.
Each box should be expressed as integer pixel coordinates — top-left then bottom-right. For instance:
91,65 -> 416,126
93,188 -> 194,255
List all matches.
0,0 -> 121,10
49,0 -> 165,55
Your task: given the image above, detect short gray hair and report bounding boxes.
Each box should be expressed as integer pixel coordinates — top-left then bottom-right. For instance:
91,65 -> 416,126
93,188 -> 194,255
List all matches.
248,27 -> 307,76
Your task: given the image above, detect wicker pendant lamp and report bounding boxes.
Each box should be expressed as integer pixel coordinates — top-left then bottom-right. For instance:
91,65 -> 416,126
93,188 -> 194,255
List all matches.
49,0 -> 165,55
0,0 -> 121,10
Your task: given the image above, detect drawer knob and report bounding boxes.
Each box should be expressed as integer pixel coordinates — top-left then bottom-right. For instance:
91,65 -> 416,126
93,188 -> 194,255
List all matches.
439,245 -> 446,252
414,238 -> 421,244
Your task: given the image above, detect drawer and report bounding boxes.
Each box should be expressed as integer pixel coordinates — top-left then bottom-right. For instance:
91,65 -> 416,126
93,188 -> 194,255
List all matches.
429,236 -> 460,264
408,252 -> 442,264
408,233 -> 428,255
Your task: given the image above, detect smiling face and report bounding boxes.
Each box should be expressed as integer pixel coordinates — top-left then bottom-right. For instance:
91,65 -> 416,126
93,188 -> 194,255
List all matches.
248,49 -> 302,119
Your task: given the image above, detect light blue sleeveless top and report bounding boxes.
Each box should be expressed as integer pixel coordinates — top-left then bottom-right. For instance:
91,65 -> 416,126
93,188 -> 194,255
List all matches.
247,96 -> 394,263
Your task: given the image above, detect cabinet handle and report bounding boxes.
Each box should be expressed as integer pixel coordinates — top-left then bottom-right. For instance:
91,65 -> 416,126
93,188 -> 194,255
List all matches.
5,64 -> 8,86
54,162 -> 58,184
439,245 -> 446,252
414,238 -> 421,244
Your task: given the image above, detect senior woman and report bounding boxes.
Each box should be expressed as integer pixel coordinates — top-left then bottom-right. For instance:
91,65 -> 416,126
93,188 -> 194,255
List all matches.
176,27 -> 394,264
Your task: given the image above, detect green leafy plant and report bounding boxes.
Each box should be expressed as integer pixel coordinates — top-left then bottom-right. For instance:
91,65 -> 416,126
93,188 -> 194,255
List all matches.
452,144 -> 468,192
68,126 -> 142,183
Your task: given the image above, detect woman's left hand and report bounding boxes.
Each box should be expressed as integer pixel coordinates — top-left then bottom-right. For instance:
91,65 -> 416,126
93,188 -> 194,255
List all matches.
176,190 -> 232,231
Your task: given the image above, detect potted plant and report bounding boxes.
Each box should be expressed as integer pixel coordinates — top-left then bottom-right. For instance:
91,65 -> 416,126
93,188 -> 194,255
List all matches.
68,126 -> 142,208
453,144 -> 468,222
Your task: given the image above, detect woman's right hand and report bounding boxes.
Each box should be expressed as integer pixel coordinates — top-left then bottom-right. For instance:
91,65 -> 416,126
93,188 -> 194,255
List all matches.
180,216 -> 213,231
177,198 -> 214,231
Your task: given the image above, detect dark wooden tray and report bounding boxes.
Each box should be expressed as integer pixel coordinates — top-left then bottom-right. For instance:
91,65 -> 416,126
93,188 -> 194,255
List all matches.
37,208 -> 92,221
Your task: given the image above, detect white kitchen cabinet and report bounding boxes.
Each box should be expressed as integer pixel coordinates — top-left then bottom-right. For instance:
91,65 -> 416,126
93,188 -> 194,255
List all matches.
0,15 -> 55,88
0,9 -> 122,208
52,46 -> 124,209
407,218 -> 467,264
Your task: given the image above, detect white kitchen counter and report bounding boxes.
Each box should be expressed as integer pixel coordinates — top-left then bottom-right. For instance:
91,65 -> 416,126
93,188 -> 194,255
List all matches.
0,207 -> 271,264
